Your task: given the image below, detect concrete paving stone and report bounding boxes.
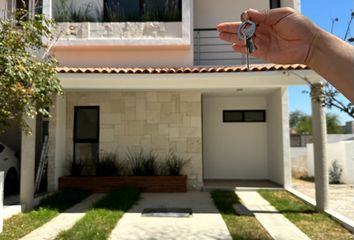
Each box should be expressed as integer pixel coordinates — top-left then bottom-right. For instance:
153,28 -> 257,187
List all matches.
20,194 -> 105,240
236,191 -> 310,240
109,192 -> 232,240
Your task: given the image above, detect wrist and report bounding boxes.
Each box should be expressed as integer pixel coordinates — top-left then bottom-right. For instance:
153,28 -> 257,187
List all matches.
304,25 -> 323,67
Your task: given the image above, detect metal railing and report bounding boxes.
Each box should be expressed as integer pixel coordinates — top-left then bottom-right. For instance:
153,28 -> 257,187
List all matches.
194,28 -> 264,66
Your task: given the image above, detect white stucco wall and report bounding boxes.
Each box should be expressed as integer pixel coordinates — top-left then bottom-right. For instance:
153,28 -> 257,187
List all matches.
281,0 -> 301,12
266,88 -> 290,186
307,141 -> 354,184
202,95 -> 268,179
194,0 -> 269,29
0,1 -> 6,19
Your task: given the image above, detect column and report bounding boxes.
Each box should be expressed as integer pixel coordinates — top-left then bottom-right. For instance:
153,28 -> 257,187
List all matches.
311,83 -> 329,211
20,116 -> 37,212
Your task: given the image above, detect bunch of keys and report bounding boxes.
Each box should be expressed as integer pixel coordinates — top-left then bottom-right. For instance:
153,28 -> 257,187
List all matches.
237,14 -> 257,71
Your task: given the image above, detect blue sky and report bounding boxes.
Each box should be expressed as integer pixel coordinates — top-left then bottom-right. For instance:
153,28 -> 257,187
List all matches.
288,0 -> 354,124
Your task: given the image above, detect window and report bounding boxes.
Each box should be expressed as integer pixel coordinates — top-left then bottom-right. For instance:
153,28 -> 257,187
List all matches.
74,106 -> 99,143
270,0 -> 281,9
54,0 -> 182,23
223,110 -> 266,123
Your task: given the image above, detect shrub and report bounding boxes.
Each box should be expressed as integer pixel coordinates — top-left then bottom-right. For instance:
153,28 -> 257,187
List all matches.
329,160 -> 343,184
96,153 -> 121,176
69,160 -> 83,176
164,151 -> 190,176
126,148 -> 160,176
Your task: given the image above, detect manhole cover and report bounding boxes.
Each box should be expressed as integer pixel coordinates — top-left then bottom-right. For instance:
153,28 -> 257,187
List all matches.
142,208 -> 193,218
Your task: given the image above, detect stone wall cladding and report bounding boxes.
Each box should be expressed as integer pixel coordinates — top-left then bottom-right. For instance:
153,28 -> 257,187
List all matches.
65,91 -> 203,188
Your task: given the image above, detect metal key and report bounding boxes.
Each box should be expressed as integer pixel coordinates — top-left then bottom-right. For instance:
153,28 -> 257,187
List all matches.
237,19 -> 256,71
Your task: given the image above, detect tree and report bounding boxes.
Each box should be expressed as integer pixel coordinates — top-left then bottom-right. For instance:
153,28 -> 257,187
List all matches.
289,10 -> 354,120
0,5 -> 63,134
290,110 -> 344,134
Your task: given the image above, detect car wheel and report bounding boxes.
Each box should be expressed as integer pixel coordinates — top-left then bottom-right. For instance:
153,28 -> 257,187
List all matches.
4,169 -> 19,196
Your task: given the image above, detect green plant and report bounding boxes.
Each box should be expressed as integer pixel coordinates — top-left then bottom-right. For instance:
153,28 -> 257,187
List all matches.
0,189 -> 90,240
259,190 -> 353,240
126,148 -> 160,176
329,160 -> 343,184
69,160 -> 83,176
164,150 -> 189,176
96,152 -> 121,176
55,187 -> 140,240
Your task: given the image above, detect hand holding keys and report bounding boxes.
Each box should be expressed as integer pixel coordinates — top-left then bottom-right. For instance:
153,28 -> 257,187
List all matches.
237,13 -> 257,71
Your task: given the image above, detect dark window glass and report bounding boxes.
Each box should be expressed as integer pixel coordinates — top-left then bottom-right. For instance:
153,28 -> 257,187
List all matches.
223,110 -> 266,123
35,0 -> 42,15
244,111 -> 266,122
103,0 -> 182,22
104,0 -> 141,22
0,144 -> 4,153
270,0 -> 281,9
74,107 -> 99,143
223,111 -> 243,122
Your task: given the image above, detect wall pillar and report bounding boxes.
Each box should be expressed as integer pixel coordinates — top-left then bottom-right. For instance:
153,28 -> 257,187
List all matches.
311,83 -> 329,211
20,116 -> 36,211
47,95 -> 66,191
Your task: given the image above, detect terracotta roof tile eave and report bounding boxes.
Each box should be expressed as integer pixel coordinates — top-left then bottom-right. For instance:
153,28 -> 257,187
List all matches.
56,64 -> 309,74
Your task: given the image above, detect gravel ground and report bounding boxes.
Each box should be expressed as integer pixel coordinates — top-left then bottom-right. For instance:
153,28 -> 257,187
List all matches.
292,178 -> 354,221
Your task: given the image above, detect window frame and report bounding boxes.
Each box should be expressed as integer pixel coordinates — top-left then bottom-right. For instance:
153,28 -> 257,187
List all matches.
73,106 -> 100,143
223,110 -> 266,123
270,0 -> 281,9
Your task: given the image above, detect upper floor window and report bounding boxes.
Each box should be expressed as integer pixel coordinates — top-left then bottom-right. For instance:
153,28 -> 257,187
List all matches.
270,0 -> 281,9
53,0 -> 182,23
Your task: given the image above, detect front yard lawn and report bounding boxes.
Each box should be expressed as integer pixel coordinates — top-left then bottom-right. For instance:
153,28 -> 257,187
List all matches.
211,191 -> 272,240
259,190 -> 354,240
55,187 -> 141,240
0,189 -> 90,240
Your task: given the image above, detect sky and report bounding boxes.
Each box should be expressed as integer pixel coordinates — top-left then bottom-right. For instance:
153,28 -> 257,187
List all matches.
288,0 -> 354,124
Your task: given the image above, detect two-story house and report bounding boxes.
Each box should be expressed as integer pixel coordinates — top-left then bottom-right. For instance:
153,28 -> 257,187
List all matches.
2,0 -> 324,209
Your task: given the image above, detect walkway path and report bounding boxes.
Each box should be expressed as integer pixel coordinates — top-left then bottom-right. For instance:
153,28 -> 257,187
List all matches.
20,194 -> 104,240
292,178 -> 354,221
236,190 -> 310,240
109,192 -> 232,240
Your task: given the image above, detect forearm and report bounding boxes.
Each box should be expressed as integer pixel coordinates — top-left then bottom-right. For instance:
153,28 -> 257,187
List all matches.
308,28 -> 354,102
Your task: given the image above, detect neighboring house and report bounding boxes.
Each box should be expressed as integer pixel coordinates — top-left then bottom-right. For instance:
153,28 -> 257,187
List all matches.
2,0 -> 323,201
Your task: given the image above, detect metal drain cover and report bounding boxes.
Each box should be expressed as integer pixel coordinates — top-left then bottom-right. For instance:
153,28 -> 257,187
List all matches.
142,208 -> 193,218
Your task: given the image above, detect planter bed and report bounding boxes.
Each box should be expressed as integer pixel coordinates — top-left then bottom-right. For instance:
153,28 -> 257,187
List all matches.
59,175 -> 187,193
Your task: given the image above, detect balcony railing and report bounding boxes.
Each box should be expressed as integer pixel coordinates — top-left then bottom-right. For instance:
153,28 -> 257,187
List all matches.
194,28 -> 265,66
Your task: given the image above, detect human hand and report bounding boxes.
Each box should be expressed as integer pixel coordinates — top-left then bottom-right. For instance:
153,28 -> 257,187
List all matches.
217,7 -> 320,65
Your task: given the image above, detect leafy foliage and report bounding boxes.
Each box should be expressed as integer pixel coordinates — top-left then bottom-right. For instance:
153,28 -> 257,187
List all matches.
328,160 -> 343,184
0,8 -> 63,134
290,110 -> 344,134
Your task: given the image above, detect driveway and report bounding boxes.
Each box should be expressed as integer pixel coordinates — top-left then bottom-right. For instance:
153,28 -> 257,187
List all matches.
109,192 -> 232,240
292,179 -> 354,221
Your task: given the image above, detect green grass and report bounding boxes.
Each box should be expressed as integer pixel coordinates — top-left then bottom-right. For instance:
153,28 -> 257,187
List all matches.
259,190 -> 354,240
211,191 -> 272,240
0,189 -> 90,240
55,187 -> 141,240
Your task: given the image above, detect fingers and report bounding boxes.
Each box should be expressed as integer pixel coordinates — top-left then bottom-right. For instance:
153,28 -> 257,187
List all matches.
219,32 -> 244,44
246,7 -> 296,25
217,22 -> 241,34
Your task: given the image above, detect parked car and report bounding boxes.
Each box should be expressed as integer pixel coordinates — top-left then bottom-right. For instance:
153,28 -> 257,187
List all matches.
0,142 -> 20,196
